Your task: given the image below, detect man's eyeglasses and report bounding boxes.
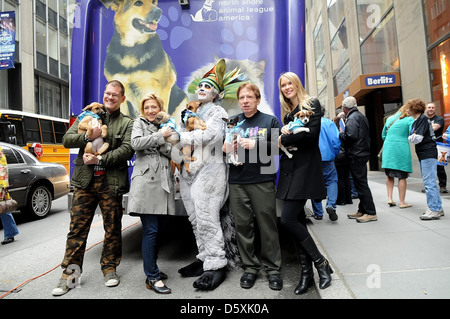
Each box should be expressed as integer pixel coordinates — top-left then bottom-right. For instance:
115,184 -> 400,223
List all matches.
104,92 -> 120,99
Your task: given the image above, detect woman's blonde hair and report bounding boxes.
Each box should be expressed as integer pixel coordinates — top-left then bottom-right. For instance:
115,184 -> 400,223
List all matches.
398,105 -> 409,119
278,72 -> 313,121
140,94 -> 166,116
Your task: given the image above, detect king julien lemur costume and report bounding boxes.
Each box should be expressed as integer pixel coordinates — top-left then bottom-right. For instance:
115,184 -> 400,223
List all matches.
178,59 -> 246,290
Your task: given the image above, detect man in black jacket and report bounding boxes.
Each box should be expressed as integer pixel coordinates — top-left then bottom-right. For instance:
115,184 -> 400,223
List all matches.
339,96 -> 377,223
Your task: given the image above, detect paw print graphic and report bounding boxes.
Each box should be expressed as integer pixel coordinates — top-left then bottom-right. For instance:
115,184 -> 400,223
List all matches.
220,21 -> 259,60
158,6 -> 193,49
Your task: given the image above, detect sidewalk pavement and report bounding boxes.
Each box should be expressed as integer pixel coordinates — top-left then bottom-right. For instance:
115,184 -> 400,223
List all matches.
306,170 -> 450,299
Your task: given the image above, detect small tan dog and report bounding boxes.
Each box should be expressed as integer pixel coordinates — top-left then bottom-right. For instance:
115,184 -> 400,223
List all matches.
438,151 -> 448,165
77,102 -> 109,157
181,101 -> 207,173
153,111 -> 180,146
279,109 -> 314,159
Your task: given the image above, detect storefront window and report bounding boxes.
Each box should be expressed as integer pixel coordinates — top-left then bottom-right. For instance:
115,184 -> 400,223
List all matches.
429,39 -> 450,125
423,0 -> 449,125
360,10 -> 399,74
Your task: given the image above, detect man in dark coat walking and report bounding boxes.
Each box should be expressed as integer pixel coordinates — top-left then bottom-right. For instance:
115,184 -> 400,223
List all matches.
339,96 -> 377,223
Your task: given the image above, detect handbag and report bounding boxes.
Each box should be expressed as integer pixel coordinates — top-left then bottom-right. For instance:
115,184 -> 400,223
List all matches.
377,145 -> 383,159
0,190 -> 18,215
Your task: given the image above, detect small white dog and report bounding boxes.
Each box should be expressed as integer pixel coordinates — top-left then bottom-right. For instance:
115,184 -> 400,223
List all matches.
279,110 -> 314,159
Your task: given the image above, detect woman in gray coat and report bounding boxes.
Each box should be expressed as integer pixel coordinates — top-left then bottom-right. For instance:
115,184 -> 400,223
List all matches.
129,94 -> 182,294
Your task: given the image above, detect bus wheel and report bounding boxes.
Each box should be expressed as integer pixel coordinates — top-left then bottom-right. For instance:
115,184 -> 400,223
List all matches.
24,185 -> 52,219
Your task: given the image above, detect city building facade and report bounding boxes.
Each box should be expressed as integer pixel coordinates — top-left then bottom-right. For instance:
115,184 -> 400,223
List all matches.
0,0 -> 73,119
305,0 -> 449,170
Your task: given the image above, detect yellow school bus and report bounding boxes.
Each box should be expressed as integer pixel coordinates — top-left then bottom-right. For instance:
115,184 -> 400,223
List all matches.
0,110 -> 70,173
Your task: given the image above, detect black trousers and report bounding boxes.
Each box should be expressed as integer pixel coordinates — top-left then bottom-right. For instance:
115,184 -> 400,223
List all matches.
349,156 -> 376,215
437,165 -> 447,188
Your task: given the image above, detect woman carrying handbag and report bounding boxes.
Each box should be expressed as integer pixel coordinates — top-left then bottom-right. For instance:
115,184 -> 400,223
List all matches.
0,146 -> 19,245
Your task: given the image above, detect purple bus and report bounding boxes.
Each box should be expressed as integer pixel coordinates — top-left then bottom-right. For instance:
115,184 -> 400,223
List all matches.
69,0 -> 305,213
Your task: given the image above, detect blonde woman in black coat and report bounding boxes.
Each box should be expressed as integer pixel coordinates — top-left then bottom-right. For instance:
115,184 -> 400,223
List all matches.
276,72 -> 333,294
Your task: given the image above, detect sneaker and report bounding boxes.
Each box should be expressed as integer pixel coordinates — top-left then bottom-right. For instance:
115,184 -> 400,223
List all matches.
305,207 -> 314,217
326,207 -> 338,221
440,187 -> 448,193
104,272 -> 120,287
347,212 -> 363,219
52,278 -> 70,296
356,214 -> 378,223
420,208 -> 441,220
438,209 -> 445,217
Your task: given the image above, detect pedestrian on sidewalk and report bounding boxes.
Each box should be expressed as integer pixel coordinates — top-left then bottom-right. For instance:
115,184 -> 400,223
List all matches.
381,105 -> 414,209
277,72 -> 333,295
311,106 -> 340,221
424,102 -> 447,194
334,114 -> 353,206
340,96 -> 377,223
407,98 -> 444,220
0,146 -> 19,245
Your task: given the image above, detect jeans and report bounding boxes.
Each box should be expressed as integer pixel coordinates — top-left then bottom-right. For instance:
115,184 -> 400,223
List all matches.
0,212 -> 19,239
140,214 -> 162,280
312,161 -> 338,216
420,158 -> 443,212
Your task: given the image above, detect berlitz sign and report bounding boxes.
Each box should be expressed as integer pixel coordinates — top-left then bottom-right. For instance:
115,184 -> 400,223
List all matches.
365,74 -> 396,87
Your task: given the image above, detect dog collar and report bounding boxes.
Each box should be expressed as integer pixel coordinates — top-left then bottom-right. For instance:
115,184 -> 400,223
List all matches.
78,110 -> 101,121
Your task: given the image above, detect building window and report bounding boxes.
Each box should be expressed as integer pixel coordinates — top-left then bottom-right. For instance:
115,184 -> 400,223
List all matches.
35,76 -> 69,119
2,0 -> 20,43
33,0 -> 70,120
327,0 -> 350,96
360,9 -> 399,74
34,0 -> 71,81
424,0 -> 450,124
318,87 -> 328,111
314,15 -> 327,93
0,70 -> 8,109
357,0 -> 393,41
334,60 -> 351,96
429,38 -> 450,124
327,0 -> 345,36
330,19 -> 349,77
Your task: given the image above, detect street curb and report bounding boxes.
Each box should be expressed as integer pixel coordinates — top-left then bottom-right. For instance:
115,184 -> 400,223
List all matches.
309,220 -> 355,299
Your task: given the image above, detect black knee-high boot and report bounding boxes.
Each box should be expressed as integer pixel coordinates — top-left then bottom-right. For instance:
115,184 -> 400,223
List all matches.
295,246 -> 314,295
300,235 -> 333,289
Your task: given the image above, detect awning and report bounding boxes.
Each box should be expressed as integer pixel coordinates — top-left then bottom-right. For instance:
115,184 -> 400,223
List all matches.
334,71 -> 402,108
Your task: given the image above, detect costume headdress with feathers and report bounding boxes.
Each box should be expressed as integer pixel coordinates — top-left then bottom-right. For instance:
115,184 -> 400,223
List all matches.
188,58 -> 248,100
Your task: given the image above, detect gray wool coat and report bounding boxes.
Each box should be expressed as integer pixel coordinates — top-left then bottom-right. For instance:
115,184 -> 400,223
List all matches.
128,117 -> 182,215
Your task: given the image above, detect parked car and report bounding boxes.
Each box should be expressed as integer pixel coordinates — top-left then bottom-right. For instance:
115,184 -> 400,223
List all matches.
0,142 -> 70,219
